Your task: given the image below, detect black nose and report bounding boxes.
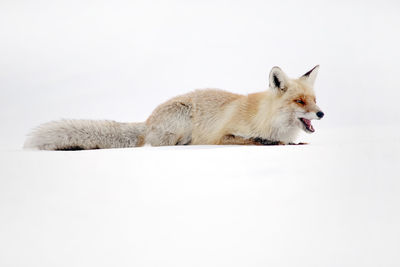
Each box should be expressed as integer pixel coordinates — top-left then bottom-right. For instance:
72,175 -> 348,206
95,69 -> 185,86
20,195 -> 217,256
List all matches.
316,111 -> 324,118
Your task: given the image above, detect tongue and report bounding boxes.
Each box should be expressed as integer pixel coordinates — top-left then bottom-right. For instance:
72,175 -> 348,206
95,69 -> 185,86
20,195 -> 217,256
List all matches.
303,118 -> 311,126
302,118 -> 315,132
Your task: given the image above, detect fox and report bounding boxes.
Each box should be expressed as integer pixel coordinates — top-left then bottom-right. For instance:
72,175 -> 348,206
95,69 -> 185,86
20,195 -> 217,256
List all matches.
24,65 -> 324,150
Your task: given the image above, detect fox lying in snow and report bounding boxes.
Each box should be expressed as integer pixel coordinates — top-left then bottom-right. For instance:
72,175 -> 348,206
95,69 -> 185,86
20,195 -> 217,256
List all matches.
25,66 -> 324,150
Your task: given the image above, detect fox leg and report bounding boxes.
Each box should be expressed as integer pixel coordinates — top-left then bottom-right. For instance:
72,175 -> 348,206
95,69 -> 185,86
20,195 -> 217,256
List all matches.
219,135 -> 260,145
252,137 -> 284,145
219,135 -> 284,145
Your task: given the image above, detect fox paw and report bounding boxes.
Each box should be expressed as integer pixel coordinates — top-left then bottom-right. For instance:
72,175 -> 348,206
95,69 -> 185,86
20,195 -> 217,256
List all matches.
253,137 -> 284,146
288,142 -> 308,145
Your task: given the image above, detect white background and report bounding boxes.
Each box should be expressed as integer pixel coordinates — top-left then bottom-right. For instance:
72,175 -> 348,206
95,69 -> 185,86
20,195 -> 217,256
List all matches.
1,1 -> 400,266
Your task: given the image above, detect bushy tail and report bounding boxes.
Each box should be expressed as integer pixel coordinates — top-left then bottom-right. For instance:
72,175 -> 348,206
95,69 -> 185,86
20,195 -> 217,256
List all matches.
24,119 -> 146,150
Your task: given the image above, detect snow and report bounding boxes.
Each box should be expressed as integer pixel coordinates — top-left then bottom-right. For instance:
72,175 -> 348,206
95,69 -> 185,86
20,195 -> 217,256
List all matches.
1,127 -> 400,266
1,0 -> 400,266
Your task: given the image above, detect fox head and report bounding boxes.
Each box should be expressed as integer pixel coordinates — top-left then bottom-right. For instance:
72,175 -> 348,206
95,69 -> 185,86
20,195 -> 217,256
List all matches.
268,65 -> 324,134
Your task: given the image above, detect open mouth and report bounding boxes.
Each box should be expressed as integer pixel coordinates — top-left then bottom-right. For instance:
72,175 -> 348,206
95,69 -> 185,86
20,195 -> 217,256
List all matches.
299,118 -> 315,133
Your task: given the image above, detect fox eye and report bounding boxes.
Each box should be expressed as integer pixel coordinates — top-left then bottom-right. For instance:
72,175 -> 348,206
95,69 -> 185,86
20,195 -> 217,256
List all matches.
295,99 -> 305,105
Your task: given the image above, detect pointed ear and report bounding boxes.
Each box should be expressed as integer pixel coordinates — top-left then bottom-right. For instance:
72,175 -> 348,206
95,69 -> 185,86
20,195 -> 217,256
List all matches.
300,65 -> 320,86
269,66 -> 289,92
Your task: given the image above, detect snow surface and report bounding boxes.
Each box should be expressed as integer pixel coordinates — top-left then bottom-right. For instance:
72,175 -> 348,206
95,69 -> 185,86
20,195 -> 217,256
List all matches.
1,127 -> 400,267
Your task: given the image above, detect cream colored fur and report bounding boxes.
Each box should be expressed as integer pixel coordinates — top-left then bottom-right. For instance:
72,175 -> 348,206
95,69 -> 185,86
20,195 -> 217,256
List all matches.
25,66 -> 324,150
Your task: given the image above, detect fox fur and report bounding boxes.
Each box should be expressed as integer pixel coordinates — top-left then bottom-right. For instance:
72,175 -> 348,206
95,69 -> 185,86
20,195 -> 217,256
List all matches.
24,66 -> 324,150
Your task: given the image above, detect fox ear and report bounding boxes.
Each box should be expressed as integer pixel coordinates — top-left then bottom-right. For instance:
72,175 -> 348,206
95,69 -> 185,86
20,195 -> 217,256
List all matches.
269,66 -> 289,92
300,65 -> 320,87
